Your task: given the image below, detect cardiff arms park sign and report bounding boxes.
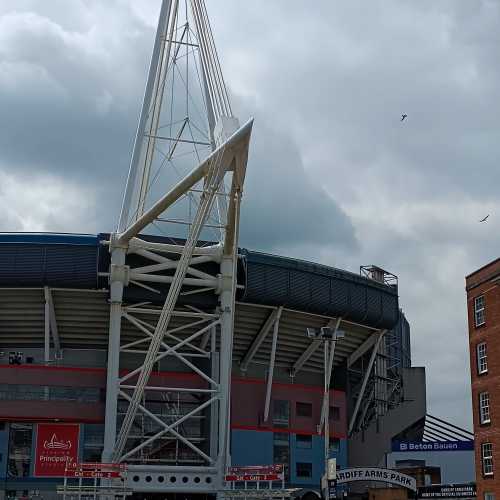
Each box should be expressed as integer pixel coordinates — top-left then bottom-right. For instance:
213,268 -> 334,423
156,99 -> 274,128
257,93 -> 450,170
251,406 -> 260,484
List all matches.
336,468 -> 417,492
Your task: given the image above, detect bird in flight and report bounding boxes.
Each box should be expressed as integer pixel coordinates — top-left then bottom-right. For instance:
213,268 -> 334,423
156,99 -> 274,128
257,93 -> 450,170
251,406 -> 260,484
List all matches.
401,114 -> 408,122
479,215 -> 490,223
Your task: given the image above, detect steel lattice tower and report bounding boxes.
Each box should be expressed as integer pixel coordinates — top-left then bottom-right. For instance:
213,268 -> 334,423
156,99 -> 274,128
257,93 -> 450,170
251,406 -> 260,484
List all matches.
102,0 -> 253,494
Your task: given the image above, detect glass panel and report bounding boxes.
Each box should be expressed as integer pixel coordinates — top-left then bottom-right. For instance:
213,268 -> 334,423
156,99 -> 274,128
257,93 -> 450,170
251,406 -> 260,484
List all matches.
273,432 -> 289,481
477,343 -> 488,374
475,296 -> 486,326
273,400 -> 290,427
482,443 -> 494,475
296,402 -> 312,418
330,437 -> 340,452
296,462 -> 312,478
296,434 -> 312,449
329,406 -> 340,421
0,384 -> 100,403
8,423 -> 33,478
480,393 -> 491,424
83,424 -> 104,462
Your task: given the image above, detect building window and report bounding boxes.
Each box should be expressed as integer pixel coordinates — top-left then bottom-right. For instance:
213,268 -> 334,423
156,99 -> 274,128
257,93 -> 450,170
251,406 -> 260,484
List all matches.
296,462 -> 312,479
296,402 -> 312,418
480,392 -> 491,424
273,433 -> 289,480
482,442 -> 494,476
0,384 -> 100,403
329,406 -> 340,421
330,437 -> 340,452
83,424 -> 104,462
475,295 -> 486,327
477,343 -> 488,374
296,434 -> 312,449
273,400 -> 290,427
8,423 -> 33,478
485,493 -> 495,500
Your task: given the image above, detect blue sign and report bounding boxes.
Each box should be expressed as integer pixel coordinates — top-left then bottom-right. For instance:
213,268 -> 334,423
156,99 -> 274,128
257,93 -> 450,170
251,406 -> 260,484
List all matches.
392,441 -> 474,452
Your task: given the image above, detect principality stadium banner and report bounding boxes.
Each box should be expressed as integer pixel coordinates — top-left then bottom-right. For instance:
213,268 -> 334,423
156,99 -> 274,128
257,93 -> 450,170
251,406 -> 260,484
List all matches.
34,423 -> 80,477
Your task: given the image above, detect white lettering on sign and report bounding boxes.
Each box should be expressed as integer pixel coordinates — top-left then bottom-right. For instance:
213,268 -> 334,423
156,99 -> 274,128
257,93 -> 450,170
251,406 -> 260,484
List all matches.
405,442 -> 460,451
336,468 -> 416,492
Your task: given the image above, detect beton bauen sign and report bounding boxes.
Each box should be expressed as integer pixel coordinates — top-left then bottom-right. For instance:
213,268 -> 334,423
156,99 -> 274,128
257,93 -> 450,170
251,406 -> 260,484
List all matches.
392,441 -> 474,452
336,468 -> 417,492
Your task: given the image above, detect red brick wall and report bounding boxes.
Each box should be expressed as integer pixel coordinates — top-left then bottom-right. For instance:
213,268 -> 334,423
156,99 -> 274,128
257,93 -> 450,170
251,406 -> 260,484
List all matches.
467,262 -> 500,499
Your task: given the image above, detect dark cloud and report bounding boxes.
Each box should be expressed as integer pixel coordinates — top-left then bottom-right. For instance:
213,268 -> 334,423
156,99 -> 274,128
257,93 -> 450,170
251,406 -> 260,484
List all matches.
239,108 -> 357,252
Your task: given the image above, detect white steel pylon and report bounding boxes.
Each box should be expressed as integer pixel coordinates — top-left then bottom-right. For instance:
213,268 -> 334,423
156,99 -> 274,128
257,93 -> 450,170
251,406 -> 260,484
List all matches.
102,0 -> 253,493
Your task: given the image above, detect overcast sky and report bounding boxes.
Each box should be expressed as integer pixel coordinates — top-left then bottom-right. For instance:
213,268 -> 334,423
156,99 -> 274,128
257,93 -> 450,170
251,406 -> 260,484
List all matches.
2,0 -> 500,430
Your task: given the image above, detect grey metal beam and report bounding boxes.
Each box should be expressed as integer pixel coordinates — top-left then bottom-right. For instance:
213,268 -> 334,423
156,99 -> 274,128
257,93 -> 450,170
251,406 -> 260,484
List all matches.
291,339 -> 322,377
291,318 -> 340,377
240,307 -> 279,372
347,333 -> 377,368
44,287 -> 50,364
47,288 -> 61,355
263,307 -> 283,421
348,330 -> 386,436
118,0 -> 174,232
357,387 -> 374,431
42,287 -> 61,361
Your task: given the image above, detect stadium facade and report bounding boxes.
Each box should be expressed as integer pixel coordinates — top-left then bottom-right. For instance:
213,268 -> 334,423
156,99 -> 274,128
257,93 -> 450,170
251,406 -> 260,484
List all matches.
0,232 -> 425,499
0,1 -> 427,499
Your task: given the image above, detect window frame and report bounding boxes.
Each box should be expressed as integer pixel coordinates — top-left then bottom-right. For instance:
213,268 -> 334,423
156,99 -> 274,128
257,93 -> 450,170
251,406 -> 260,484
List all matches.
482,442 -> 494,476
480,392 -> 491,425
484,493 -> 495,500
273,400 -> 290,427
329,437 -> 340,452
296,434 -> 312,449
7,423 -> 33,479
295,402 -> 313,418
296,462 -> 313,479
329,406 -> 341,421
477,342 -> 488,375
475,295 -> 486,327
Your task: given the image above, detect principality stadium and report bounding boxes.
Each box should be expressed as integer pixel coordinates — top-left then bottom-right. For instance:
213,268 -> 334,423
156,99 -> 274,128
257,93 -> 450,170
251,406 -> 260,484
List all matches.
0,1 -> 425,499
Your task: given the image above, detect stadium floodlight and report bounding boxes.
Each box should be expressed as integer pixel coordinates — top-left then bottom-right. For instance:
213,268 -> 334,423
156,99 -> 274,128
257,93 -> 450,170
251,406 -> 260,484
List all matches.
306,327 -> 345,340
320,327 -> 345,340
306,327 -> 318,338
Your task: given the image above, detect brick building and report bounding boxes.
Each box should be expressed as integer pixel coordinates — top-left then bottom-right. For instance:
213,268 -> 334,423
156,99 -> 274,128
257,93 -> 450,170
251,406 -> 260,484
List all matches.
466,258 -> 500,500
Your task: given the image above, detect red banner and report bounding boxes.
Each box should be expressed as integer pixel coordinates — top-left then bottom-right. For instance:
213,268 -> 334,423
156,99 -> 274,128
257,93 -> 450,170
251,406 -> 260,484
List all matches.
228,465 -> 283,475
64,463 -> 126,479
225,474 -> 282,482
34,424 -> 80,477
225,465 -> 284,482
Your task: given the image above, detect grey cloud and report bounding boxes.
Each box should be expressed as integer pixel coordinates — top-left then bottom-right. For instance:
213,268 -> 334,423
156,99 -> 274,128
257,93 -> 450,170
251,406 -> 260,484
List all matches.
239,108 -> 358,253
1,0 -> 499,430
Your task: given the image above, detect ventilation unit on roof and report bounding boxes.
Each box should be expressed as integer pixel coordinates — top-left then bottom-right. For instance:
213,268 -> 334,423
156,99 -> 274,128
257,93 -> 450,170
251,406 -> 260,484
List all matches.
360,265 -> 398,287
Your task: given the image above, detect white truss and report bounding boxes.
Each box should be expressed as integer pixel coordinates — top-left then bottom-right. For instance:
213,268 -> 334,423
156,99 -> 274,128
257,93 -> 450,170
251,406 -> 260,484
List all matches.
102,0 -> 253,494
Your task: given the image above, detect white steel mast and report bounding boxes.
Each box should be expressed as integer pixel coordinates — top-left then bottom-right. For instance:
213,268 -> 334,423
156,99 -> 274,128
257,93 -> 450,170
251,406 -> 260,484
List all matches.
102,0 -> 252,495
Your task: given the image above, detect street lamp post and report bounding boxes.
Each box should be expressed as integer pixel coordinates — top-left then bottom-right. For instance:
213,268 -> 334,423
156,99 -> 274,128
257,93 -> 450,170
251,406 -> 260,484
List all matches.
306,326 -> 345,500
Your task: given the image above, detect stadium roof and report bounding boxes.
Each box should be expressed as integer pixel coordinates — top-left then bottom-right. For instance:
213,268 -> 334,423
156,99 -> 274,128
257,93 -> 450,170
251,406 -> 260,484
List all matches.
0,232 -> 399,373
